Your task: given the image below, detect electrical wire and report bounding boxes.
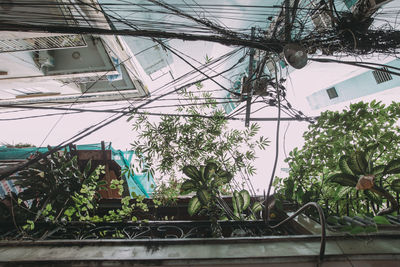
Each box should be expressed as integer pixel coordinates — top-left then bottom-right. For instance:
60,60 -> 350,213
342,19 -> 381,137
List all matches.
266,58 -> 282,224
270,202 -> 326,262
0,103 -> 313,122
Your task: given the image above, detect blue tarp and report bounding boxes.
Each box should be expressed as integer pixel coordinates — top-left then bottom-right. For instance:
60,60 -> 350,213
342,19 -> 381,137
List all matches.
0,143 -> 154,198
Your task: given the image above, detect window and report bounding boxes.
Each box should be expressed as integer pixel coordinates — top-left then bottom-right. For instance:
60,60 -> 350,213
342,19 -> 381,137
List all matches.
372,67 -> 393,84
326,87 -> 338,99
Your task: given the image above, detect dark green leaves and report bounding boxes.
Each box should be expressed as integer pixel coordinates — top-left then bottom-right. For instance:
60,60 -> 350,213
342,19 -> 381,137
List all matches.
213,170 -> 233,186
188,197 -> 201,216
204,162 -> 218,181
182,162 -> 233,220
339,156 -> 354,176
372,165 -> 385,175
232,189 -> 251,214
384,159 -> 400,174
182,165 -> 201,181
180,180 -> 197,195
391,179 -> 400,192
327,173 -> 357,187
347,152 -> 368,175
276,100 -> 400,217
197,189 -> 211,205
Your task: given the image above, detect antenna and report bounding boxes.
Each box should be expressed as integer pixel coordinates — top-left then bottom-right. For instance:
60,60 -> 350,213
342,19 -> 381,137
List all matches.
283,43 -> 308,69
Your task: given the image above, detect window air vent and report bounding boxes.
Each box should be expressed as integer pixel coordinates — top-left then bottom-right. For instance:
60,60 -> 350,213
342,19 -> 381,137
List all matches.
0,35 -> 87,53
326,87 -> 338,99
373,67 -> 393,84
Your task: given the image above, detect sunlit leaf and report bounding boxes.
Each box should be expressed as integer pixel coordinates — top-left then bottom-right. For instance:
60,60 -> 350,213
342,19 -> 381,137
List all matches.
188,196 -> 201,216
373,215 -> 391,225
233,190 -> 244,213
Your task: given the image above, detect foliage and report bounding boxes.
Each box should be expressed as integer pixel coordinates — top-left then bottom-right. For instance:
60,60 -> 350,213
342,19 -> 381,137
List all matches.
326,148 -> 399,215
181,161 -> 264,236
129,83 -> 269,203
2,152 -> 152,237
275,101 -> 400,216
11,152 -> 102,222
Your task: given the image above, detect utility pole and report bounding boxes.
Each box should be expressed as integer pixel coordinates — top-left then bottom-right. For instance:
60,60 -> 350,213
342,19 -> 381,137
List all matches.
244,27 -> 255,127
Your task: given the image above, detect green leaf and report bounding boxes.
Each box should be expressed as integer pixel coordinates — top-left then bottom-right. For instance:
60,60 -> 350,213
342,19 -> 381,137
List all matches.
373,215 -> 391,225
365,143 -> 379,172
364,225 -> 377,233
83,160 -> 92,177
188,196 -> 201,216
372,165 -> 385,175
233,190 -> 244,213
180,180 -> 197,195
284,178 -> 294,199
384,159 -> 400,174
252,202 -> 263,213
204,162 -> 218,181
219,215 -> 229,221
196,189 -> 210,205
391,179 -> 400,193
327,173 -> 357,187
182,165 -> 202,181
347,152 -> 368,175
349,225 -> 365,235
339,156 -> 354,175
213,170 -> 233,185
364,190 -> 382,205
26,220 -> 34,230
239,189 -> 251,210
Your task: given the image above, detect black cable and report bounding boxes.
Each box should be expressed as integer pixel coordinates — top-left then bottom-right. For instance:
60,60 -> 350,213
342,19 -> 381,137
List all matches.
270,202 -> 326,262
310,58 -> 400,76
266,60 -> 282,225
0,104 -> 313,122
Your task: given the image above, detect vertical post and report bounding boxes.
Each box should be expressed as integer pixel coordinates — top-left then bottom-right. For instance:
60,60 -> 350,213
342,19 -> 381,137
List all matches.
284,0 -> 291,42
101,141 -> 111,199
244,27 -> 256,127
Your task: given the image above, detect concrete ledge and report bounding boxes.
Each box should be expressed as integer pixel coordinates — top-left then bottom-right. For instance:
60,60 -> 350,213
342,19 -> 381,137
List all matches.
1,234 -> 400,265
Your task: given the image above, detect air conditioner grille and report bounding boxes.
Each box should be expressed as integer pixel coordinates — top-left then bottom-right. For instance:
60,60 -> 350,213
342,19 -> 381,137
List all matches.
326,87 -> 338,99
372,67 -> 393,84
0,35 -> 87,53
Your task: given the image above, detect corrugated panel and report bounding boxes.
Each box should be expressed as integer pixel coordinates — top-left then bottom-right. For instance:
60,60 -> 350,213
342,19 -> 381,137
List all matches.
0,35 -> 87,53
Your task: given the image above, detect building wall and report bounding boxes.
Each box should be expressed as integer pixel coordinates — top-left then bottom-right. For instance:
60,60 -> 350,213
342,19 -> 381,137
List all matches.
307,59 -> 400,110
